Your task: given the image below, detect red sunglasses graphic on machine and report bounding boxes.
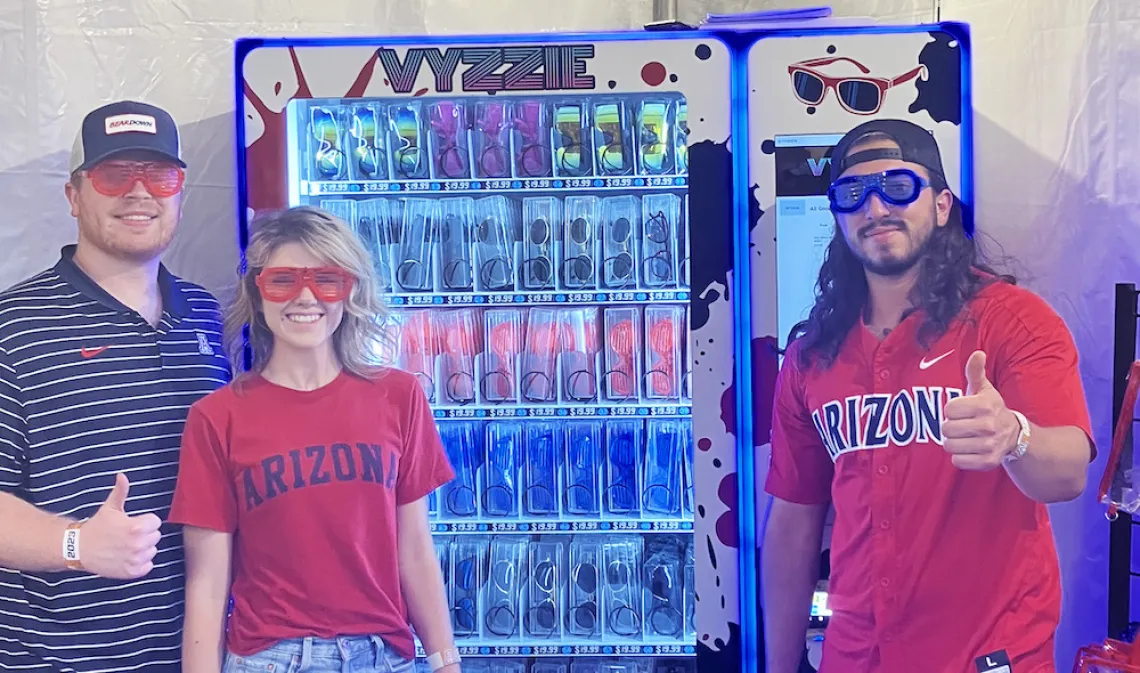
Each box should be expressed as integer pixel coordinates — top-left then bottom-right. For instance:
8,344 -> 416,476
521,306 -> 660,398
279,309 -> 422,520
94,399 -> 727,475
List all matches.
787,56 -> 927,115
255,267 -> 354,303
87,161 -> 185,198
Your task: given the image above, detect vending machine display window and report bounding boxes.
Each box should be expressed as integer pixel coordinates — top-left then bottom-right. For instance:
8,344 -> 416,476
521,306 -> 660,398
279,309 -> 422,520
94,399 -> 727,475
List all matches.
283,90 -> 697,670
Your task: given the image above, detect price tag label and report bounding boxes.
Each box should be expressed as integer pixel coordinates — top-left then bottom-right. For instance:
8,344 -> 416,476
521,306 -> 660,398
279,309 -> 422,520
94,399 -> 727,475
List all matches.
568,293 -> 593,303
647,176 -> 673,187
524,179 -> 551,189
530,407 -> 557,417
526,293 -> 555,304
406,295 -> 434,305
575,645 -> 601,655
609,177 -> 633,188
404,181 -> 431,192
443,181 -> 471,191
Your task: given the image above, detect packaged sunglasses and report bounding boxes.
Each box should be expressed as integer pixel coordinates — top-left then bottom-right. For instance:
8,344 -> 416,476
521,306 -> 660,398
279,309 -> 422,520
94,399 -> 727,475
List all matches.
438,197 -> 476,292
394,198 -> 438,293
600,536 -> 644,640
552,102 -> 592,178
347,104 -> 390,181
472,101 -> 513,180
388,101 -> 430,180
472,196 -> 518,293
561,196 -> 600,291
510,99 -> 552,179
307,106 -> 349,181
599,196 -> 641,290
354,198 -> 395,293
591,100 -> 632,177
644,305 -> 685,401
520,197 -> 560,291
428,100 -> 473,181
635,98 -> 678,176
640,194 -> 682,289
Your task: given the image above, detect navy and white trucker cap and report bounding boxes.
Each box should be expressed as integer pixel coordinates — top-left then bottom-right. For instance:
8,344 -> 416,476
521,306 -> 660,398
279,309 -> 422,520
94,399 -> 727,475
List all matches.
69,100 -> 186,173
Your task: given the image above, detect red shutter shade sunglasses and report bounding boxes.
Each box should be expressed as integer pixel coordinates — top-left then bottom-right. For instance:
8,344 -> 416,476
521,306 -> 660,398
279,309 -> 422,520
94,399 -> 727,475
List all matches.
87,161 -> 186,198
255,267 -> 355,303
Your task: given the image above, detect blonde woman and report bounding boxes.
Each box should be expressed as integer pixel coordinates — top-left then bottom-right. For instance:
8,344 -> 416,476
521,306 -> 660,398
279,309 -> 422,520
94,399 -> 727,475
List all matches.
169,206 -> 460,673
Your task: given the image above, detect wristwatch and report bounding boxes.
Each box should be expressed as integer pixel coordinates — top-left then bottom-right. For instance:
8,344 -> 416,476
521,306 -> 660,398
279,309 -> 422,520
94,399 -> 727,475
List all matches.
1003,410 -> 1031,464
61,521 -> 83,571
426,648 -> 461,671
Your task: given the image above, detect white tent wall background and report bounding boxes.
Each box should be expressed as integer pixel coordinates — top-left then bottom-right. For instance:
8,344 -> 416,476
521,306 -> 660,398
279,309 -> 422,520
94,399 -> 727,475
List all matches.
0,0 -> 1130,667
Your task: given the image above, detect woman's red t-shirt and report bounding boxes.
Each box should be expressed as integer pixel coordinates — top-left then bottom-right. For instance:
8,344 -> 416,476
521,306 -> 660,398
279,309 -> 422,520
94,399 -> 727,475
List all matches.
168,368 -> 455,660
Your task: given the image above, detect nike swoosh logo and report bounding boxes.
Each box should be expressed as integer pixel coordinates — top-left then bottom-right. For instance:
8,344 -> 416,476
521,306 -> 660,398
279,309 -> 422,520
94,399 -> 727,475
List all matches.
80,346 -> 109,359
919,349 -> 954,370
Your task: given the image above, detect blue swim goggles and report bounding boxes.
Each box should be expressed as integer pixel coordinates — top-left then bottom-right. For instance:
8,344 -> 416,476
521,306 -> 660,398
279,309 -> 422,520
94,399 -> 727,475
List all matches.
828,168 -> 929,213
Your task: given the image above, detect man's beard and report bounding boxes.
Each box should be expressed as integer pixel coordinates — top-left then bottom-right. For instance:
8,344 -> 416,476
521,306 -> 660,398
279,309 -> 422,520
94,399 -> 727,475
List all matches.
851,212 -> 937,278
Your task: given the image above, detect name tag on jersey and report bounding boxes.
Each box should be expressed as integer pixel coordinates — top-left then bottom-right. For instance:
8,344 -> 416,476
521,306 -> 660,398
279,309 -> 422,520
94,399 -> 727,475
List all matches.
975,650 -> 1012,673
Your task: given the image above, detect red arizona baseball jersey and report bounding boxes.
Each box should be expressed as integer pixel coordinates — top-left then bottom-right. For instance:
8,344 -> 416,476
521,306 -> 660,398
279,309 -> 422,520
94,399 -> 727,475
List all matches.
766,278 -> 1093,673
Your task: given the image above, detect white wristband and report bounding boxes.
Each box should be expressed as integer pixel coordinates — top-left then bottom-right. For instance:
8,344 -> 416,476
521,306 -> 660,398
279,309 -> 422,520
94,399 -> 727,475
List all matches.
426,648 -> 461,671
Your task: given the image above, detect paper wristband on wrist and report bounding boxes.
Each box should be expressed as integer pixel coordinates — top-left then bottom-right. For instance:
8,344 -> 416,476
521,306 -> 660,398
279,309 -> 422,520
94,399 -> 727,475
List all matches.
427,648 -> 461,671
62,522 -> 83,570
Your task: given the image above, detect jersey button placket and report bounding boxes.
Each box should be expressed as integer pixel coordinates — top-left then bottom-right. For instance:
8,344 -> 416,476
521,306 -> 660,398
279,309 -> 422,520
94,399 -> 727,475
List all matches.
870,362 -> 899,649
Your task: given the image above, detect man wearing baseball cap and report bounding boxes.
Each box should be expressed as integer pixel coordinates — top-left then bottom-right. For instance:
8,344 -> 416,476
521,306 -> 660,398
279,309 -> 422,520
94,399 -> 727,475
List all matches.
762,119 -> 1095,672
0,100 -> 230,671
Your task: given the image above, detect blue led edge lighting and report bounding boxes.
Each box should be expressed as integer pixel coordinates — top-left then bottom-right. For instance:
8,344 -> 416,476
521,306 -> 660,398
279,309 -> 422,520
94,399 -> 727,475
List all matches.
235,28 -> 719,53
720,23 -> 974,673
727,38 -> 758,673
950,21 -> 977,239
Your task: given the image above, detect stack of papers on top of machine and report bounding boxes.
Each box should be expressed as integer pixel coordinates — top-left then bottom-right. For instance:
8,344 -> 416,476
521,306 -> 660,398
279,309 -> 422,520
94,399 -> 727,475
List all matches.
698,6 -> 879,30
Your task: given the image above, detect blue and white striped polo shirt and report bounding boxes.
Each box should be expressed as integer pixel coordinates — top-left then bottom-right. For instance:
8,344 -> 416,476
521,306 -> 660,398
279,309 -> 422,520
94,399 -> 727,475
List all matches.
0,245 -> 231,672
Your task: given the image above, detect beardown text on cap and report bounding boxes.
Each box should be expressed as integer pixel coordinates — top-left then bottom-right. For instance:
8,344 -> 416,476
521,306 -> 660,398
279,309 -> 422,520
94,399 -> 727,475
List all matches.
69,100 -> 186,174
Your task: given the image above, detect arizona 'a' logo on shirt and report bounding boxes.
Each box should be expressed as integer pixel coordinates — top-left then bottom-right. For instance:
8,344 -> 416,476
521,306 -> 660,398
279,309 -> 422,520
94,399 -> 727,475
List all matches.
240,442 -> 398,511
811,386 -> 964,461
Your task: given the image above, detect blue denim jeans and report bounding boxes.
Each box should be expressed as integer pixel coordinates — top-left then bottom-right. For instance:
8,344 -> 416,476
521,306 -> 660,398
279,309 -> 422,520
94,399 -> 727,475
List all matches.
223,635 -> 415,673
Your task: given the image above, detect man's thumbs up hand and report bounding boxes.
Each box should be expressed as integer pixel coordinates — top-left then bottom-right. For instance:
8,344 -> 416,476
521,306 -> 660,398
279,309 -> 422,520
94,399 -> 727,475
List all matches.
70,473 -> 163,579
964,350 -> 992,396
942,350 -> 1021,471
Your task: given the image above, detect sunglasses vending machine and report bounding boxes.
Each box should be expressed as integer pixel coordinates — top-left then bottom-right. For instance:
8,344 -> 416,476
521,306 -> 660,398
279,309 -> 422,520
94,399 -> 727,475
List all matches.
233,18 -> 972,673
235,32 -> 741,673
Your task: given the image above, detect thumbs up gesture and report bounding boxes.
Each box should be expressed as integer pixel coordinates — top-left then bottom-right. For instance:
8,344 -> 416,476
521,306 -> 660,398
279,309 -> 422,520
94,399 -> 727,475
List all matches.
72,473 -> 163,579
942,351 -> 1023,470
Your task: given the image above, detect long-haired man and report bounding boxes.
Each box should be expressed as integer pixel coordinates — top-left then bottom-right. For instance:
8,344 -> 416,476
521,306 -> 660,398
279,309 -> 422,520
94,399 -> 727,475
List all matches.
761,119 -> 1094,673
